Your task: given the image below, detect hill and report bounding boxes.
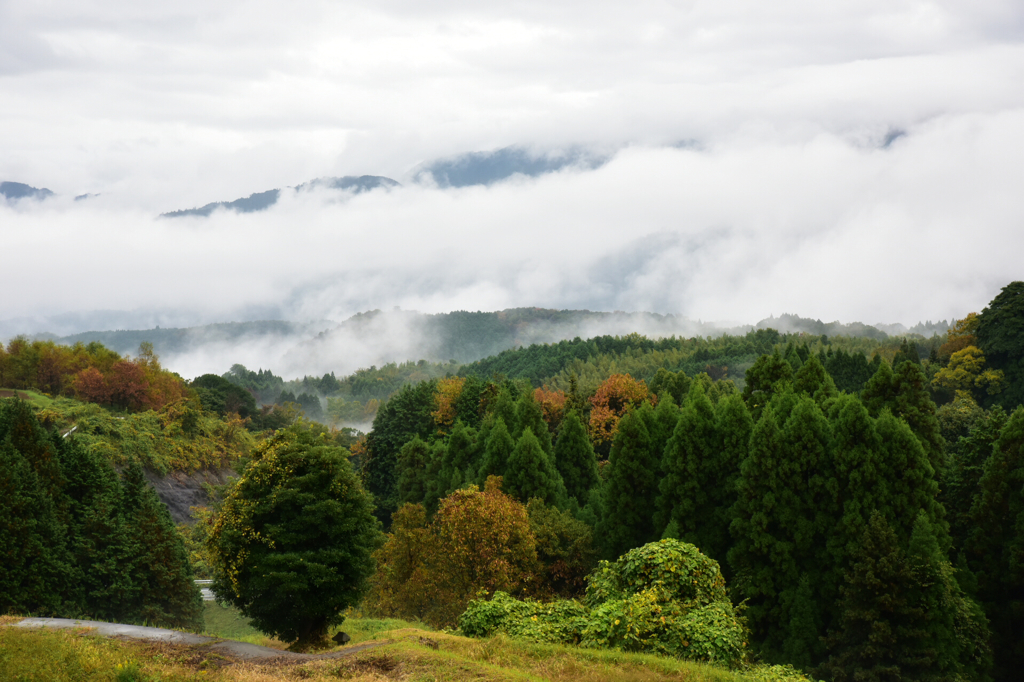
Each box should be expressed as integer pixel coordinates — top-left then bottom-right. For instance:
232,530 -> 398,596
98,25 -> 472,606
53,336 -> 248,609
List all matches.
1,180 -> 53,201
160,175 -> 399,217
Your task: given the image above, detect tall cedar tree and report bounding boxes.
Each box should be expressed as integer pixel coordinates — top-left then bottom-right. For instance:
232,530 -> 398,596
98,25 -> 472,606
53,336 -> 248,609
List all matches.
793,354 -> 839,408
514,391 -> 554,455
742,350 -> 794,419
363,379 -> 438,522
862,360 -> 945,478
120,462 -> 204,631
209,426 -> 381,651
708,392 -> 753,571
597,407 -> 661,559
966,405 -> 1024,680
0,399 -> 71,615
58,435 -> 140,623
657,382 -> 719,558
945,406 -> 1008,553
976,281 -> 1024,409
478,416 -> 514,483
552,410 -> 599,506
822,511 -> 991,682
503,427 -> 565,506
729,396 -> 834,661
396,436 -> 432,506
437,420 -> 478,496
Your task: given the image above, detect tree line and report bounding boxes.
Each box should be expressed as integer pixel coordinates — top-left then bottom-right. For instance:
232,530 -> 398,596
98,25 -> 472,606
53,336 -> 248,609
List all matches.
358,281 -> 1024,681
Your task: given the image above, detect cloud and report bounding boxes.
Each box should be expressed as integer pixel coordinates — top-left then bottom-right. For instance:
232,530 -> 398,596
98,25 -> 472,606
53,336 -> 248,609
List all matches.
1,0 -> 1022,380
2,111 -> 1021,344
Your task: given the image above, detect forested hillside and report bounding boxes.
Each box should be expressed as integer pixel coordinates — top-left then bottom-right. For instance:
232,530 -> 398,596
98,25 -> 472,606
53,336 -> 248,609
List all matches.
356,281 -> 1024,681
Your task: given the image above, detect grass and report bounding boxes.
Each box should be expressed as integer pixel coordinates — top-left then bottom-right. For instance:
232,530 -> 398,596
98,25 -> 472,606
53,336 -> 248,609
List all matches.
0,388 -> 55,409
2,608 -> 810,682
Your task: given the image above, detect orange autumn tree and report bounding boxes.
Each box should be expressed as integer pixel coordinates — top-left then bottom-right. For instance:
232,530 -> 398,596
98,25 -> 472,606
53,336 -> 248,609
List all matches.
588,373 -> 655,448
534,386 -> 567,430
364,476 -> 538,627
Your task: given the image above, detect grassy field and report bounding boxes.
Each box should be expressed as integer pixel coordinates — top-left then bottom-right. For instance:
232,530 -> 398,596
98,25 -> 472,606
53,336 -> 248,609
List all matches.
1,610 -> 809,682
0,388 -> 55,409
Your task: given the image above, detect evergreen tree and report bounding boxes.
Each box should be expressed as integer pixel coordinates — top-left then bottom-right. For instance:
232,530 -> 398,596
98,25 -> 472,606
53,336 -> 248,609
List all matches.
643,393 -> 680,461
121,462 -> 203,631
478,416 -> 515,484
503,427 -> 565,506
793,354 -> 839,407
822,511 -> 991,682
0,400 -> 70,616
491,385 -> 518,434
209,426 -> 381,650
552,410 -> 599,506
711,392 -> 753,573
657,382 -> 719,558
863,360 -> 945,478
966,406 -> 1024,680
821,512 -> 933,682
437,420 -> 478,495
976,281 -> 1024,409
597,408 -> 660,559
514,391 -> 553,455
729,397 -> 834,659
742,351 -> 794,417
396,436 -> 432,506
58,436 -> 138,623
945,406 -> 1008,553
784,343 -> 804,372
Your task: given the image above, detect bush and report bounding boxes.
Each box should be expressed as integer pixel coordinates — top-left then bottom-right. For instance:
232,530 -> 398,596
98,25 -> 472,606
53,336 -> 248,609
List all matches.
458,539 -> 748,664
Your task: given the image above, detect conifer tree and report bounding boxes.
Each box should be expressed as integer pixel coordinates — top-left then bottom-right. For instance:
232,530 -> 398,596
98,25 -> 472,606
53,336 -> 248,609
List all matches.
514,390 -> 554,455
643,393 -> 679,460
742,351 -> 794,417
793,354 -> 838,407
864,360 -> 945,477
396,436 -> 432,506
729,397 -> 834,659
710,392 -> 753,572
553,410 -> 599,506
784,342 -> 804,372
121,462 -> 204,631
597,408 -> 661,559
58,435 -> 138,623
657,382 -> 718,558
491,385 -> 518,435
477,416 -> 514,483
437,420 -> 478,495
503,427 -> 565,506
966,405 -> 1024,680
821,511 -> 931,682
0,400 -> 70,616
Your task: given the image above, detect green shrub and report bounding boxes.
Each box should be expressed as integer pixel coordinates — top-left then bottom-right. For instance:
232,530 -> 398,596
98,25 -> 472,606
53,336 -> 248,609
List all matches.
459,539 -> 748,664
459,591 -> 588,644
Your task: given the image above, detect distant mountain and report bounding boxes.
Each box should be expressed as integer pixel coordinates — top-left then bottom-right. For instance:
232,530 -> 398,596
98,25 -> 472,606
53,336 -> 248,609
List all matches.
161,175 -> 400,218
414,146 -> 607,188
42,320 -> 331,357
1,181 -> 54,201
754,313 -> 950,340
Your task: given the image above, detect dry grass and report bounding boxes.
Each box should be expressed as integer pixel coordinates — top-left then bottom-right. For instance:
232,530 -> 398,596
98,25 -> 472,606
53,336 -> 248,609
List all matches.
1,616 -> 783,682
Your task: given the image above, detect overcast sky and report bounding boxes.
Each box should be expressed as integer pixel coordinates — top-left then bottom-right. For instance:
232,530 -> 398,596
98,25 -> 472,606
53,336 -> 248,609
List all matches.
2,0 -> 1023,335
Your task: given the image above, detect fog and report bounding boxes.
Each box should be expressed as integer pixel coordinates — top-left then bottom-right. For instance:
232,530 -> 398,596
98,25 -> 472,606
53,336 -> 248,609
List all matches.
1,1 -> 1022,379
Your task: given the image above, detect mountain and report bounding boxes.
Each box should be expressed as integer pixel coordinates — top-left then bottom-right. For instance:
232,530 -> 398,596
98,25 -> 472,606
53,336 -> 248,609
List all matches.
1,181 -> 54,201
160,175 -> 400,218
414,146 -> 607,188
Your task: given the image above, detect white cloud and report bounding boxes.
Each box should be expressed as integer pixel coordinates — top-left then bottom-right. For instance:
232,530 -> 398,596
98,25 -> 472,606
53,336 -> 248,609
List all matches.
1,0 -> 1022,362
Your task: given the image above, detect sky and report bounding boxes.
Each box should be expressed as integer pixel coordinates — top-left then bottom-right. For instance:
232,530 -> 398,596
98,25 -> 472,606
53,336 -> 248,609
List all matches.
2,0 -> 1023,338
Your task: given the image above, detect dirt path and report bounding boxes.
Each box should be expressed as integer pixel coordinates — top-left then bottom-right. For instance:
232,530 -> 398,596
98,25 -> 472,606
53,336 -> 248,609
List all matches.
11,617 -> 390,662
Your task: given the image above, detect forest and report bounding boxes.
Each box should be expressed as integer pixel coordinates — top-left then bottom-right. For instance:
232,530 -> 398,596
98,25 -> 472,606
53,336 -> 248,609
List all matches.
1,282 -> 1022,681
